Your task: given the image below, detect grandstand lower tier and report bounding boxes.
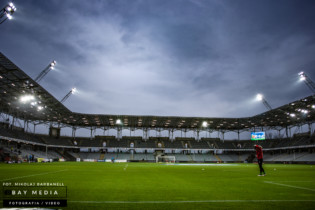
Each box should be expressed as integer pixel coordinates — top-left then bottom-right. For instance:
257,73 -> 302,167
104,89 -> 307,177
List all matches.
1,142 -> 315,164
1,125 -> 315,164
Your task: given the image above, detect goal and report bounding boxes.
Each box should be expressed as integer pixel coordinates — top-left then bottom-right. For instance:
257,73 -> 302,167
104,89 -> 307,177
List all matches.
156,155 -> 176,163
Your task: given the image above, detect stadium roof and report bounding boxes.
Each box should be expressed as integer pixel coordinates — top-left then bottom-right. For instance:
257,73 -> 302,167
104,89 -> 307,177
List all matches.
1,52 -> 314,131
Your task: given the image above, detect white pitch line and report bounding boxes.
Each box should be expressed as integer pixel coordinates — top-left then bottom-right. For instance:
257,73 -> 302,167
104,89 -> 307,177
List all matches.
264,181 -> 315,192
68,200 -> 315,204
0,169 -> 68,182
274,181 -> 314,183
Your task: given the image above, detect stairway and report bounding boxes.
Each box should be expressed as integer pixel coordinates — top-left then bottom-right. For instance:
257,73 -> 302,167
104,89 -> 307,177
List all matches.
99,153 -> 105,160
214,154 -> 222,162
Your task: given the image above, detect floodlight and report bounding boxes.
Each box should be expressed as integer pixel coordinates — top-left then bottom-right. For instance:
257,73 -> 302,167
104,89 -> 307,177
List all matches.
298,72 -> 305,81
116,119 -> 122,125
37,106 -> 43,111
202,121 -> 208,127
6,13 -> 12,19
61,88 -> 76,103
312,105 -> 315,109
1,2 -> 16,24
50,60 -> 56,68
8,3 -> 16,11
255,93 -> 272,110
20,95 -> 35,103
35,60 -> 57,82
298,71 -> 315,93
256,94 -> 263,101
289,113 -> 296,117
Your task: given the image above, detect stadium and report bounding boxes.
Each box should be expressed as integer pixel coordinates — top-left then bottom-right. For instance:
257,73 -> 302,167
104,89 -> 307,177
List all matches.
1,1 -> 315,210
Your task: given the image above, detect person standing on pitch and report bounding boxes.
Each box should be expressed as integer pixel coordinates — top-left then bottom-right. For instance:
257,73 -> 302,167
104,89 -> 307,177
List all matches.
255,145 -> 266,176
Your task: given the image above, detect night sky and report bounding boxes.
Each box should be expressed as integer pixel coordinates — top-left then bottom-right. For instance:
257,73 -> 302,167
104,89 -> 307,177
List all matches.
1,0 -> 315,118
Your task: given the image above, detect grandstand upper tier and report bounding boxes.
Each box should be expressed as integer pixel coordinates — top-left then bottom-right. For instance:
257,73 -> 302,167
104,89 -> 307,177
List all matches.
0,52 -> 314,131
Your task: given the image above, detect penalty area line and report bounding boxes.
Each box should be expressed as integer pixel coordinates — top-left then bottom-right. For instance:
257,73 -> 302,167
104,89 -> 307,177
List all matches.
68,200 -> 315,204
0,169 -> 68,182
264,181 -> 315,192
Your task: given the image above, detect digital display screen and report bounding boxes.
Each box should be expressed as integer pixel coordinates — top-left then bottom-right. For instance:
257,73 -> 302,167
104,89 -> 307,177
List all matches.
251,132 -> 265,140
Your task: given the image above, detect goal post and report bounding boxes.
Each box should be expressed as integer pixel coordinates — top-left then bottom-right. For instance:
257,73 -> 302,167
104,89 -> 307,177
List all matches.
156,155 -> 176,163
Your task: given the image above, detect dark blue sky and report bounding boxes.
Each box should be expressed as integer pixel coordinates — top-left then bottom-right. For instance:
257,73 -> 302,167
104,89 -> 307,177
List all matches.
1,0 -> 315,118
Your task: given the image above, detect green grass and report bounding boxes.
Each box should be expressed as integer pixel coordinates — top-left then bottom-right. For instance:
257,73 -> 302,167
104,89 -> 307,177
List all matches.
1,162 -> 315,209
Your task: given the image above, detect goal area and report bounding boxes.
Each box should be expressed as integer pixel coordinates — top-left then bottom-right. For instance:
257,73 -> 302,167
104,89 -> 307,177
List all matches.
156,155 -> 176,163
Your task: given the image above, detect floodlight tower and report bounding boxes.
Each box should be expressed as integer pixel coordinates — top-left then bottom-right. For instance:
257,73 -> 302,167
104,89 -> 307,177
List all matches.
298,72 -> 315,94
34,61 -> 56,83
256,94 -> 272,111
0,2 -> 16,24
60,88 -> 76,103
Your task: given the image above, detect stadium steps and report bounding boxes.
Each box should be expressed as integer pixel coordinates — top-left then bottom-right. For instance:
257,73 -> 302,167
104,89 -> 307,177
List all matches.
56,150 -> 76,161
272,153 -> 289,161
213,141 -> 219,149
188,155 -> 193,162
294,152 -> 309,161
206,141 -> 213,148
99,154 -> 105,160
214,154 -> 222,162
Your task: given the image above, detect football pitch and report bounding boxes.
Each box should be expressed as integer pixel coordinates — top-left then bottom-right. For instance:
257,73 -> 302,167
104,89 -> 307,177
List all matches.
1,162 -> 315,209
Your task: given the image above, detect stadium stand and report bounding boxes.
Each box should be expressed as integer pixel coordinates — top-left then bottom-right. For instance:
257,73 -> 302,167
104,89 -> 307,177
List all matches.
1,125 -> 315,163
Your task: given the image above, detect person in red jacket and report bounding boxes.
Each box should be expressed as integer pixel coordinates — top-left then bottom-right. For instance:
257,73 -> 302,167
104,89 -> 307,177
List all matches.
255,145 -> 266,176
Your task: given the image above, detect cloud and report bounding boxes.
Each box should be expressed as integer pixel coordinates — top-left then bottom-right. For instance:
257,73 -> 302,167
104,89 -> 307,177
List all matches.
1,0 -> 315,118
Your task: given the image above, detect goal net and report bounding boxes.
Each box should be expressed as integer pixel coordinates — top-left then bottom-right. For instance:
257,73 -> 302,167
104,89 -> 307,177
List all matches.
156,155 -> 176,163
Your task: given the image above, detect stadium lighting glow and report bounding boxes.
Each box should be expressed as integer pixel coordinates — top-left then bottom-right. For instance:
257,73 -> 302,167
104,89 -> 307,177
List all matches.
116,119 -> 122,125
6,2 -> 16,12
71,88 -> 77,93
37,106 -> 44,111
50,60 -> 56,69
298,71 -> 315,93
255,93 -> 272,110
298,71 -> 307,81
298,109 -> 308,114
1,2 -> 16,24
202,121 -> 208,127
6,13 -> 12,19
256,94 -> 263,101
20,95 -> 35,103
290,113 -> 296,117
312,105 -> 315,109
